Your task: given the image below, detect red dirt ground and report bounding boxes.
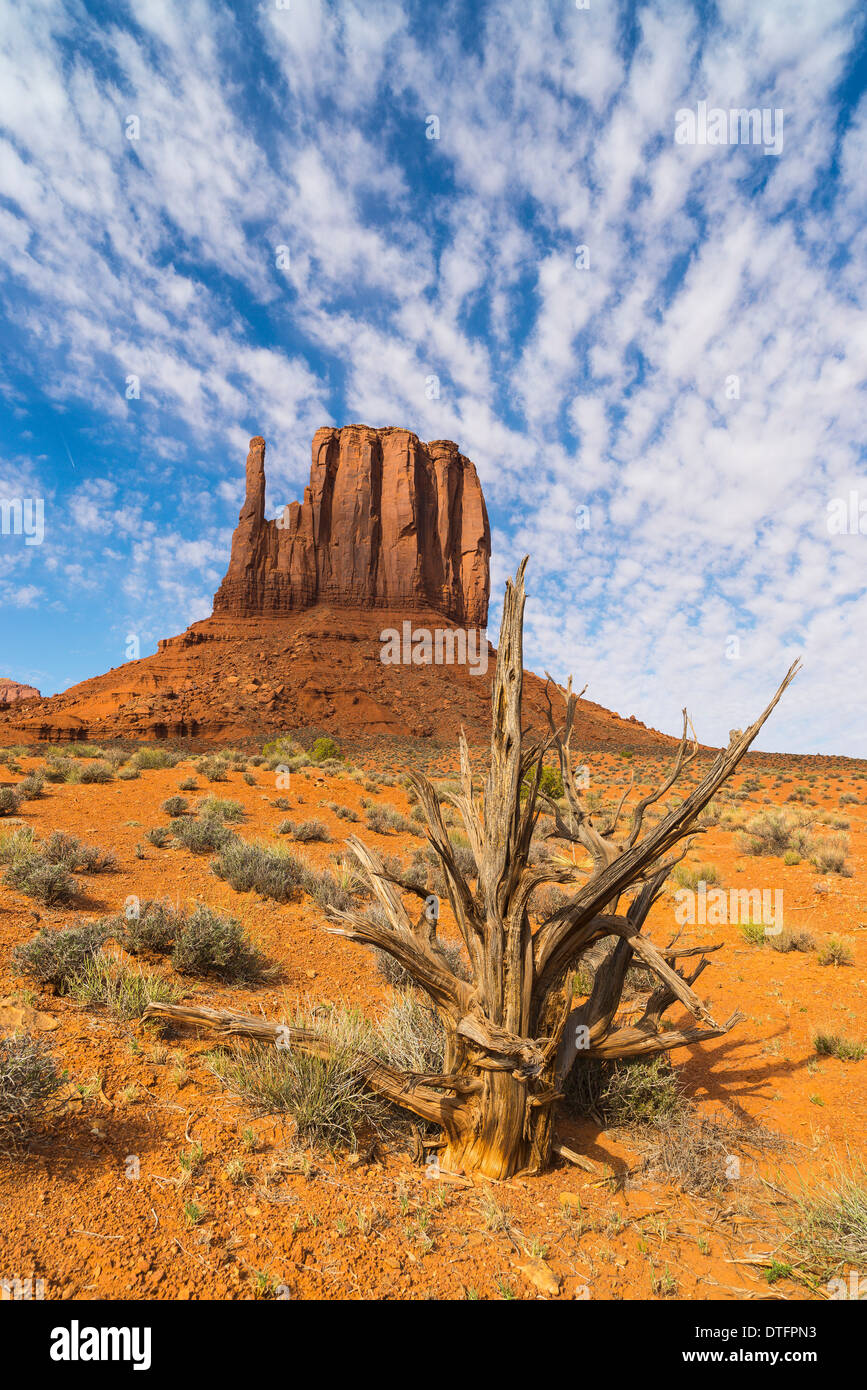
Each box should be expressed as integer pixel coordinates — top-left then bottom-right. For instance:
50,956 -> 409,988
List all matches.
0,745 -> 864,1301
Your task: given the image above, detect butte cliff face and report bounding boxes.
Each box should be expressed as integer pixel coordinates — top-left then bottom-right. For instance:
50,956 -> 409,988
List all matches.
0,425 -> 669,748
0,678 -> 40,705
213,426 -> 490,627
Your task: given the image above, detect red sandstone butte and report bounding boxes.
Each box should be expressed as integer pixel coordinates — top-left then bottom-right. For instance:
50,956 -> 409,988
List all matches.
0,426 -> 672,747
213,426 -> 491,627
0,678 -> 40,705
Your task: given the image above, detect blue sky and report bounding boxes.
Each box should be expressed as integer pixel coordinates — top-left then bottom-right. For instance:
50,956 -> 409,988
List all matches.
1,0 -> 866,753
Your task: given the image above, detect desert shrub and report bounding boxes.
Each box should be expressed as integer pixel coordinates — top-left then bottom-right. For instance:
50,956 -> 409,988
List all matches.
243,772 -> 257,786
209,1007 -> 387,1149
785,1163 -> 867,1279
0,1033 -> 63,1134
131,748 -> 178,770
331,804 -> 360,822
299,863 -> 354,913
178,777 -> 198,791
197,756 -> 228,783
145,826 -> 173,848
79,760 -> 114,784
43,758 -> 73,783
522,764 -> 564,800
642,1110 -> 780,1195
275,819 -> 295,836
117,766 -> 141,780
328,853 -> 370,900
42,831 -> 116,873
196,797 -> 244,823
3,854 -> 78,906
170,905 -> 263,980
372,929 -> 469,987
672,861 -> 722,890
810,833 -> 851,876
365,805 -> 419,836
738,809 -> 814,859
783,849 -> 801,865
0,747 -> 27,763
451,842 -> 478,879
64,742 -> 103,759
768,929 -> 816,953
68,955 -> 183,1019
172,817 -> 235,854
818,936 -> 854,967
161,796 -> 189,818
532,884 -> 567,922
0,826 -> 34,862
293,819 -> 331,843
211,840 -> 304,902
118,900 -> 181,955
12,921 -> 107,989
261,735 -> 300,760
18,770 -> 45,799
739,922 -> 767,946
374,990 -> 445,1073
813,1031 -> 865,1062
0,786 -> 21,815
311,737 -> 340,762
565,1054 -> 687,1129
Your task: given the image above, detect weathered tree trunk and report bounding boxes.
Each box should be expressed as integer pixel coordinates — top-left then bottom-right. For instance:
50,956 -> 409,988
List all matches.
147,559 -> 800,1180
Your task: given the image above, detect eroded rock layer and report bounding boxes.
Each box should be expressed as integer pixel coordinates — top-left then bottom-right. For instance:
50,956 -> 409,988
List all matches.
213,427 -> 490,627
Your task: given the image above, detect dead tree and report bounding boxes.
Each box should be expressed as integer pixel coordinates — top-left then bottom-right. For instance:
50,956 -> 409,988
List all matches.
148,559 -> 799,1180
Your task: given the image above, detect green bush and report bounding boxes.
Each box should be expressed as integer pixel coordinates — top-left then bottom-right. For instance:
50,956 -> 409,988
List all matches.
311,737 -> 340,762
43,758 -> 73,783
161,796 -> 189,818
565,1054 -> 687,1128
522,764 -> 564,800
